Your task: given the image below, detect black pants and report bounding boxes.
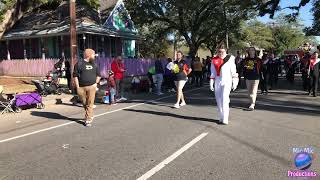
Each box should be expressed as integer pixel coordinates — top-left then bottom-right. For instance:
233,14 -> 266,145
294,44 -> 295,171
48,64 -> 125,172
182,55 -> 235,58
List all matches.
269,72 -> 278,89
66,76 -> 71,90
189,72 -> 195,84
194,71 -> 203,86
309,74 -> 319,96
115,78 -> 124,98
286,69 -> 295,84
302,72 -> 309,91
260,72 -> 269,93
164,75 -> 175,90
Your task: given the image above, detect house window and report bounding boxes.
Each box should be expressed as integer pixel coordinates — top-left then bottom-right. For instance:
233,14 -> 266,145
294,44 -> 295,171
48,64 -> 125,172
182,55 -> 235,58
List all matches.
111,38 -> 116,57
104,37 -> 111,57
123,40 -> 135,58
0,41 -> 7,60
9,40 -> 24,59
30,38 -> 40,58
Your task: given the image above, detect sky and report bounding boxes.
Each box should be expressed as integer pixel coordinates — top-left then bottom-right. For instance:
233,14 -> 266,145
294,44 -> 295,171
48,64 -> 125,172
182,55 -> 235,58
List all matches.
258,0 -> 314,27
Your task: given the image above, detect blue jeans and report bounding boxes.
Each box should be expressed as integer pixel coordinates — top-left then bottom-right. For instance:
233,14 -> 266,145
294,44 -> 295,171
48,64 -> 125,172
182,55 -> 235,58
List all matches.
110,88 -> 116,103
155,74 -> 163,94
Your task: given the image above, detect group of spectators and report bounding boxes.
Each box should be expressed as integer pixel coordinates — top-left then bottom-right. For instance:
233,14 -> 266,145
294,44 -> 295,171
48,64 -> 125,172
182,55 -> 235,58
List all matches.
66,43 -> 320,127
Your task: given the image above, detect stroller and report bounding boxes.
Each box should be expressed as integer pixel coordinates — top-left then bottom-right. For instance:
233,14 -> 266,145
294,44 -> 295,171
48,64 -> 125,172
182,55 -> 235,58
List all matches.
32,59 -> 67,96
32,70 -> 63,96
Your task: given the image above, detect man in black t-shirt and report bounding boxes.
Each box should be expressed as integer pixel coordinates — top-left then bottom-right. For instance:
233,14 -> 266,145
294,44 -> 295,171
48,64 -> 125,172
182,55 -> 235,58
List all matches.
73,49 -> 101,127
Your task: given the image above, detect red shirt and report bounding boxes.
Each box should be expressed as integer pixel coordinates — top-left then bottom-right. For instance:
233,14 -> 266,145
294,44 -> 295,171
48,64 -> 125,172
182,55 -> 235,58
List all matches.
310,57 -> 318,70
111,60 -> 125,80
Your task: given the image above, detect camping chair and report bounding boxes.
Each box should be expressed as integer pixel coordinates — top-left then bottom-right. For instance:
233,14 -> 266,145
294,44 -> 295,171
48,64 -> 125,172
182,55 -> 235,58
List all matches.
0,93 -> 17,114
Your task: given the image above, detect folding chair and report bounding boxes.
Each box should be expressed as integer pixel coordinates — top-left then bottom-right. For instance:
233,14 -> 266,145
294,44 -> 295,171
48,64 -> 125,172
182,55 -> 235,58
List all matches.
0,94 -> 17,114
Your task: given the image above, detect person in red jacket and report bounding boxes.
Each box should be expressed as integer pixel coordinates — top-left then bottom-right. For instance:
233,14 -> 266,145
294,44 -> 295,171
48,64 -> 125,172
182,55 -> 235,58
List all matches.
111,56 -> 127,101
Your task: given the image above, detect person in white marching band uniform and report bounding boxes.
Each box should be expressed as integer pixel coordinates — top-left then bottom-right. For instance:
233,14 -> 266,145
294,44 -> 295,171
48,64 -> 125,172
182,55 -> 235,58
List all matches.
210,46 -> 239,125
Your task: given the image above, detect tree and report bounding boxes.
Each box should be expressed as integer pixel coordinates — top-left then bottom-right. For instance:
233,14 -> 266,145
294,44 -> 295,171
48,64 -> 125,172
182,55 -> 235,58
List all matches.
231,20 -> 274,50
257,0 -> 311,19
137,22 -> 170,58
272,14 -> 308,54
305,0 -> 320,35
257,0 -> 320,35
0,0 -> 100,38
229,14 -> 308,55
203,1 -> 256,56
125,0 -> 256,57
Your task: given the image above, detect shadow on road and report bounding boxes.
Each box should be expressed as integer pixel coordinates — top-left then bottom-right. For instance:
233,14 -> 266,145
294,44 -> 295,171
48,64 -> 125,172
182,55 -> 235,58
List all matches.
30,111 -> 85,126
124,108 -> 221,124
124,108 -> 293,168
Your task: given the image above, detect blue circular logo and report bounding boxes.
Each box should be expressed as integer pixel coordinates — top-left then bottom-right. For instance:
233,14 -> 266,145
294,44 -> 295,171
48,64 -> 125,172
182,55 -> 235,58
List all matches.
294,152 -> 313,170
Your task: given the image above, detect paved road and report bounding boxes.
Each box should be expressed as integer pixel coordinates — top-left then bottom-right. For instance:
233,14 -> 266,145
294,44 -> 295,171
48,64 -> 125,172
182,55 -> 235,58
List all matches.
0,82 -> 319,180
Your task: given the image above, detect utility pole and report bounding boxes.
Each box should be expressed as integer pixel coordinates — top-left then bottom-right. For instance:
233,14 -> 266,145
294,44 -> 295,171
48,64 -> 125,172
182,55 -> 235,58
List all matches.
173,34 -> 177,60
70,0 -> 77,91
223,0 -> 229,50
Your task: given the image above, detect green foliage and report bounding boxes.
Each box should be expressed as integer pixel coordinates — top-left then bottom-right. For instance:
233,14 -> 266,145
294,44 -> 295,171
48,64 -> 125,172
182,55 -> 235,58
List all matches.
78,0 -> 100,9
125,0 -> 255,57
137,22 -> 170,58
257,0 -> 319,35
305,0 -> 320,35
243,20 -> 274,49
257,0 -> 311,19
0,0 -> 16,21
232,15 -> 308,55
272,14 -> 307,54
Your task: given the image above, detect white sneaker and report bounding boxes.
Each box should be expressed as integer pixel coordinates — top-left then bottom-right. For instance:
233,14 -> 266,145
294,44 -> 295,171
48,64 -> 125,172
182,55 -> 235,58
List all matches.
85,121 -> 92,127
173,103 -> 180,109
93,105 -> 97,109
120,97 -> 127,101
85,118 -> 93,127
180,102 -> 186,107
248,104 -> 255,111
220,121 -> 228,125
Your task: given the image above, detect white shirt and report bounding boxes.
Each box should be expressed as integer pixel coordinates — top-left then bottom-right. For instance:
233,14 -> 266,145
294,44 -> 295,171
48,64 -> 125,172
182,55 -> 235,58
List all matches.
210,55 -> 237,86
166,62 -> 174,70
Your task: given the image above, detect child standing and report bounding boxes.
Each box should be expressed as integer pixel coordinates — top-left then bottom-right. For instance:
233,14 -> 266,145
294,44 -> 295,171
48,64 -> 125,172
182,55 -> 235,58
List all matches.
131,75 -> 141,94
108,70 -> 117,105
